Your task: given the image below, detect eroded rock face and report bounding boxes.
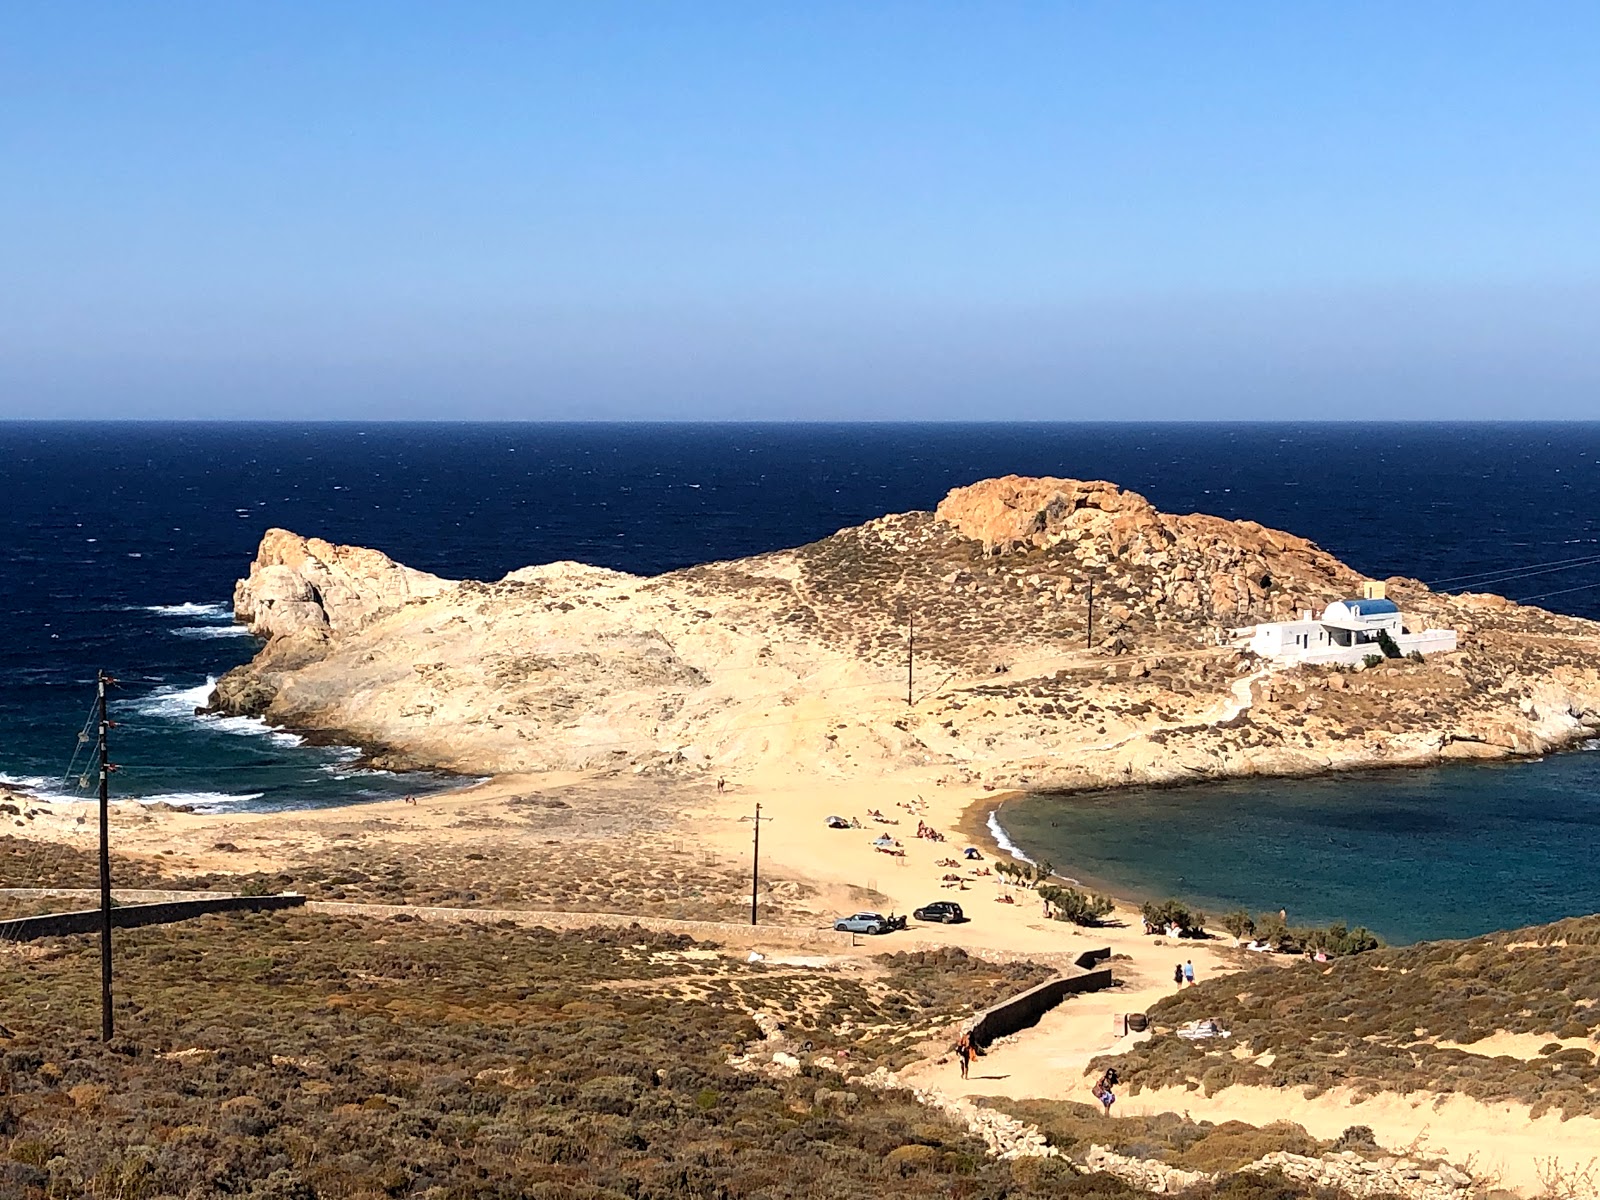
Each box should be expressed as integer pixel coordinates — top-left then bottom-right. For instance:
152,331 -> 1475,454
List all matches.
936,476 -> 1169,557
234,529 -> 454,640
935,474 -> 1356,622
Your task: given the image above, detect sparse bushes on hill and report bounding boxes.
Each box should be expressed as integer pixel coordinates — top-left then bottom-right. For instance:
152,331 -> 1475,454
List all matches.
1099,911 -> 1600,1119
0,911 -> 1423,1198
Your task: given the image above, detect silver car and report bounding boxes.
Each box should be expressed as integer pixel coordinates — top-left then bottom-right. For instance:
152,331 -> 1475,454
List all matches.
833,911 -> 888,934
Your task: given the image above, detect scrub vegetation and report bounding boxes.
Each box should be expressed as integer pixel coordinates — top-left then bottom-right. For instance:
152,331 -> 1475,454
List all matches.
2,910 -> 1385,1199
1100,914 -> 1600,1118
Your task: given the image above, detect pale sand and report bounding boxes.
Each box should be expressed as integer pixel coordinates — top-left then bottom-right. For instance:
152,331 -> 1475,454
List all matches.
10,765 -> 1596,1190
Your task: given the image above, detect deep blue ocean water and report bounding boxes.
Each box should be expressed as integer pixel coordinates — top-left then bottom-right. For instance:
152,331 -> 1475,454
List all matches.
2,422 -> 1598,937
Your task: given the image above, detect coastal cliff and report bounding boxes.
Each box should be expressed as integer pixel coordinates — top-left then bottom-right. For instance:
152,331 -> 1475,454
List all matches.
208,476 -> 1600,785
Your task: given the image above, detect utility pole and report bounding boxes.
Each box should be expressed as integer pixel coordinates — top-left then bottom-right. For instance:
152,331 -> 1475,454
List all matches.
906,611 -> 915,706
739,803 -> 772,925
1085,579 -> 1095,649
96,671 -> 115,1042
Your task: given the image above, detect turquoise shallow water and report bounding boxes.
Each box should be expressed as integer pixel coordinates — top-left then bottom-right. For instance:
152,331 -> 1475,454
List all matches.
996,749 -> 1600,944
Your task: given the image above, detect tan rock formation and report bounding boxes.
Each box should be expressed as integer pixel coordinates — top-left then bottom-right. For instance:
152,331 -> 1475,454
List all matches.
208,477 -> 1600,787
234,528 -> 454,640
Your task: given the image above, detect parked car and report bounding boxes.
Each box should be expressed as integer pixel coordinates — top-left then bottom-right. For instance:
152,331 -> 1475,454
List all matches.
833,911 -> 903,934
913,901 -> 966,924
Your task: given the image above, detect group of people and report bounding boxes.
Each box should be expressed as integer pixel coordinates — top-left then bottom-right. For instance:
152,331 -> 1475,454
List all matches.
1173,960 -> 1196,986
914,820 -> 945,841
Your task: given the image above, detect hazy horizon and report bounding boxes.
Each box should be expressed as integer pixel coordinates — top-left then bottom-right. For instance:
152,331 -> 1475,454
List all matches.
6,3 -> 1599,420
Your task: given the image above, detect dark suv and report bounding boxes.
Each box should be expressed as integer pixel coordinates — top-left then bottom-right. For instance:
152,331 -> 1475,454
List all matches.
913,901 -> 966,924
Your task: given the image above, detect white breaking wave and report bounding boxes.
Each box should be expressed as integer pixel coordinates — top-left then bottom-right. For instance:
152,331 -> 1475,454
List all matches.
133,679 -> 217,718
987,810 -> 1036,865
134,679 -> 306,747
171,624 -> 255,639
138,791 -> 265,812
0,772 -> 79,799
145,602 -> 232,619
210,715 -> 304,747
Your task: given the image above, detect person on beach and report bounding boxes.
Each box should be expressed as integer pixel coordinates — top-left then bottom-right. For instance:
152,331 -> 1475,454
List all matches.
955,1031 -> 973,1079
1173,963 -> 1184,986
1091,1067 -> 1119,1115
1183,960 -> 1195,986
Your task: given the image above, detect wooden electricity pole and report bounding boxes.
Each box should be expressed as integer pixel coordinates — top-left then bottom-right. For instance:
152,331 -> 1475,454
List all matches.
96,670 -> 115,1042
740,802 -> 772,926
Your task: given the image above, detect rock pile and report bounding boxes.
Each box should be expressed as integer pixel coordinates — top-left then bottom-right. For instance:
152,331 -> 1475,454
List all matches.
851,1068 -> 1479,1200
858,1068 -> 1057,1160
1081,1143 -> 1476,1200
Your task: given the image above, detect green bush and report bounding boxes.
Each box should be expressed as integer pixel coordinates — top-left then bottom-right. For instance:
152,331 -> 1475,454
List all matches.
1142,899 -> 1207,937
1040,884 -> 1115,926
1221,910 -> 1255,940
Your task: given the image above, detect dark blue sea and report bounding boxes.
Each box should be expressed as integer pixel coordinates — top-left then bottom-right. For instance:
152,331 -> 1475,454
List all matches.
3,422 -> 1599,939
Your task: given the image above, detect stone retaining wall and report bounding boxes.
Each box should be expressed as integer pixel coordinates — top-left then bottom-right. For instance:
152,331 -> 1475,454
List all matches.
0,887 -> 236,903
0,894 -> 306,942
966,950 -> 1115,1047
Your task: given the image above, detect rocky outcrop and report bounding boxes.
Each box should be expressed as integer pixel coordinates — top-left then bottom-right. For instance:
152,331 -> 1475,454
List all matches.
935,474 -> 1358,620
1080,1144 -> 1475,1200
233,529 -> 453,640
208,478 -> 1600,785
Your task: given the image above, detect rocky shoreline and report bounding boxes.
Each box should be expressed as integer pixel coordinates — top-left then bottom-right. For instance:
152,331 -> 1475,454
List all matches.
205,475 -> 1600,794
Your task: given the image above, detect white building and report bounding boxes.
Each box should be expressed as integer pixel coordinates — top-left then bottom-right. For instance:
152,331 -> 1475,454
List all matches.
1237,582 -> 1457,666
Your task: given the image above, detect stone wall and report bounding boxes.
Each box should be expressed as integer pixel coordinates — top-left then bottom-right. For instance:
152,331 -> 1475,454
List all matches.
0,894 -> 305,942
0,887 -> 236,904
966,952 -> 1114,1047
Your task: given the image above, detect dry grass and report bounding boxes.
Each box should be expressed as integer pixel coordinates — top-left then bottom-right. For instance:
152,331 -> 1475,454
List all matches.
0,911 -> 1389,1199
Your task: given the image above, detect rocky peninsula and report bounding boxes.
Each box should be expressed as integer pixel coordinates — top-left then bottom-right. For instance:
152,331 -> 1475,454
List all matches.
208,474 -> 1600,791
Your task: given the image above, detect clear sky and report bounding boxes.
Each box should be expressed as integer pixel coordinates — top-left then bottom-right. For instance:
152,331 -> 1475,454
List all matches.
4,2 -> 1598,420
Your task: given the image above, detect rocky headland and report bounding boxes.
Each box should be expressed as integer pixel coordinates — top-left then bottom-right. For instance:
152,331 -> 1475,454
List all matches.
208,475 -> 1600,790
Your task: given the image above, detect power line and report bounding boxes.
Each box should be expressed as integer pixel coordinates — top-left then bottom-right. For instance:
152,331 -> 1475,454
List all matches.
1429,551 -> 1600,589
1517,576 -> 1600,604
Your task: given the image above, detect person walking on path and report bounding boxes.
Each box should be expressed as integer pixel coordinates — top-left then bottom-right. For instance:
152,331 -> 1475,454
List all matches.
1183,960 -> 1195,986
1091,1067 -> 1119,1116
1173,963 -> 1183,986
955,1031 -> 973,1080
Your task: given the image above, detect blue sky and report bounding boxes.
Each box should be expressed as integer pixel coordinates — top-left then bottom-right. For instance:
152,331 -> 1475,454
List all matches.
3,2 -> 1598,419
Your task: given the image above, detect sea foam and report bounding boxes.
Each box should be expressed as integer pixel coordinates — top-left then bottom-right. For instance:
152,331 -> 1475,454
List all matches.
133,679 -> 304,746
139,791 -> 265,811
145,601 -> 232,619
987,810 -> 1035,865
171,625 -> 255,640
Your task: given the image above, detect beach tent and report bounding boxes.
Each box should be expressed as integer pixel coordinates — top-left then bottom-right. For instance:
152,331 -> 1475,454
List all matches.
963,846 -> 983,860
826,815 -> 850,829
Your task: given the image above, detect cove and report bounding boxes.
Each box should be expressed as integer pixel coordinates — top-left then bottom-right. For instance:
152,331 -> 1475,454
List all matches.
996,749 -> 1600,944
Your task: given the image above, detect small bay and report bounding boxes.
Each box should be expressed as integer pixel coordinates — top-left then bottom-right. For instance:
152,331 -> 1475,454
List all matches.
996,751 -> 1600,943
